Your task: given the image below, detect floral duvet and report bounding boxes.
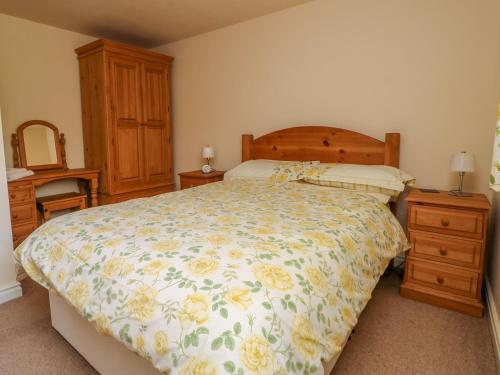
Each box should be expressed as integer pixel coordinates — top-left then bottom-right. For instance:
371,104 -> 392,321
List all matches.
16,180 -> 409,375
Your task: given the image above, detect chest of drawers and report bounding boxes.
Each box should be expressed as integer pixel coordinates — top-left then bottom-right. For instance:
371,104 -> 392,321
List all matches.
400,189 -> 490,317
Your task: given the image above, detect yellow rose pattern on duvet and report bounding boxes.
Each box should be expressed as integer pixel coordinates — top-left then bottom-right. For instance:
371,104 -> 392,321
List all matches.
16,180 -> 409,375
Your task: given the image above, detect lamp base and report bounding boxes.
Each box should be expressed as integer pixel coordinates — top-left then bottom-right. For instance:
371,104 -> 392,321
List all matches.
448,190 -> 473,197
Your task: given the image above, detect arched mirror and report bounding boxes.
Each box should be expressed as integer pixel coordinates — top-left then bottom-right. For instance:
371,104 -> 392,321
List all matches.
12,120 -> 67,171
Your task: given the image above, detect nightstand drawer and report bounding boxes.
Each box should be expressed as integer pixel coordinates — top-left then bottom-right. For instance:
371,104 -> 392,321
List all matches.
406,258 -> 478,298
409,232 -> 481,268
409,205 -> 483,239
180,177 -> 209,190
10,203 -> 36,224
178,171 -> 225,190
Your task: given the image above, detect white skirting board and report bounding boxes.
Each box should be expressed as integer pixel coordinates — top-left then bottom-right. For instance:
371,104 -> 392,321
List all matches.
0,281 -> 22,304
485,278 -> 500,373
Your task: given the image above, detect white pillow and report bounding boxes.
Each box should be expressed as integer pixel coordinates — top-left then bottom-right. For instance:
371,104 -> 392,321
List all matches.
225,160 -> 283,180
303,163 -> 415,197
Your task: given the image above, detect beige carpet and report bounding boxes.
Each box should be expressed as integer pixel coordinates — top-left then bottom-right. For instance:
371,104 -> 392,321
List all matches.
0,274 -> 496,375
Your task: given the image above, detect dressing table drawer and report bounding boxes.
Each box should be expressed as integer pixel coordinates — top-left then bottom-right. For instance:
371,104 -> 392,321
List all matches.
8,183 -> 34,205
10,203 -> 36,224
12,222 -> 37,247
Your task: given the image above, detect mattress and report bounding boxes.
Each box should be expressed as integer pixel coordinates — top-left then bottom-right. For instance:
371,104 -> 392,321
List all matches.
16,179 -> 409,374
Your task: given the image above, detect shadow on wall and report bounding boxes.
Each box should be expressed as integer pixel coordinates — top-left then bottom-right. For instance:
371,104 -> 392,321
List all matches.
395,186 -> 410,228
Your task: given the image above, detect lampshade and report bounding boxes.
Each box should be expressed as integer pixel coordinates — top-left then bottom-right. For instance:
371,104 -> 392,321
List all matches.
202,146 -> 214,159
450,151 -> 475,173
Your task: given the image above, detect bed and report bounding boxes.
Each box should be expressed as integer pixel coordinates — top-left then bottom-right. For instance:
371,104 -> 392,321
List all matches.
16,126 -> 409,375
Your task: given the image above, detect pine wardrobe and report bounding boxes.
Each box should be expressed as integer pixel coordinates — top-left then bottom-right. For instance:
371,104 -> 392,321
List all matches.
76,39 -> 174,204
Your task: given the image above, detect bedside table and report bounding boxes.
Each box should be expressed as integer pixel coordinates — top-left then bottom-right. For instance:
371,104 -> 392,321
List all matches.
178,170 -> 225,190
400,188 -> 491,317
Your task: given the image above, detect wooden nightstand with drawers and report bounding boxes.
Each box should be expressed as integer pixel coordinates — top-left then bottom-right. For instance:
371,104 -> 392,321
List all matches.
400,189 -> 490,317
178,170 -> 225,190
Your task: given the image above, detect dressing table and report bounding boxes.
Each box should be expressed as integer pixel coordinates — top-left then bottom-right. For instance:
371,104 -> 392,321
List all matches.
8,120 -> 99,247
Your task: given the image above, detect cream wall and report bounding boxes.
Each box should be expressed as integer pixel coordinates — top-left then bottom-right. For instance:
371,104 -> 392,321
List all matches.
0,14 -> 94,195
156,0 -> 500,195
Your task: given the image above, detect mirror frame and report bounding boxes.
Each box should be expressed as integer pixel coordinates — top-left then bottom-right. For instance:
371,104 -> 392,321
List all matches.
12,120 -> 68,171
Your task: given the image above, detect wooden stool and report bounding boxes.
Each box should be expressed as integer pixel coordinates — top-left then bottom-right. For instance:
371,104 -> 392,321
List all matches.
36,192 -> 87,221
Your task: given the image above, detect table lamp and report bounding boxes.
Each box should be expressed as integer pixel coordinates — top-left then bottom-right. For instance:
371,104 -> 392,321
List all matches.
201,146 -> 215,173
449,151 -> 474,197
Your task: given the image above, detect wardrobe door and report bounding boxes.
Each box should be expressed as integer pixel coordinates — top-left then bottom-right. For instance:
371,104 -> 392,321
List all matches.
141,62 -> 172,184
108,55 -> 144,193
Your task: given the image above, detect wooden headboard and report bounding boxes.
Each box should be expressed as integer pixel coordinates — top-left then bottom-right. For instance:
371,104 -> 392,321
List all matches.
242,126 -> 400,167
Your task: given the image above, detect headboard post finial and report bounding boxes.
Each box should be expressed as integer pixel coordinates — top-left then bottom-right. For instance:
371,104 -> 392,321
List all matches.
384,133 -> 400,168
242,134 -> 254,162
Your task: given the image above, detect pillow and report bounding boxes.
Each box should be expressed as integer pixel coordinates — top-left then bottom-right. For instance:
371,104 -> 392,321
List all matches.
331,188 -> 392,204
224,160 -> 317,182
301,182 -> 392,204
303,163 -> 415,197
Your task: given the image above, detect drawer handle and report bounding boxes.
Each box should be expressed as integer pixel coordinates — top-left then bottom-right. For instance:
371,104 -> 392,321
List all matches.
12,214 -> 18,219
441,218 -> 450,227
436,276 -> 445,284
439,247 -> 448,256
9,193 -> 16,199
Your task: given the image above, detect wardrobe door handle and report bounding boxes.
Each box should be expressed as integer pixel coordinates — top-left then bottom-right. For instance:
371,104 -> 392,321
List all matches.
439,247 -> 447,256
441,218 -> 450,227
436,276 -> 444,284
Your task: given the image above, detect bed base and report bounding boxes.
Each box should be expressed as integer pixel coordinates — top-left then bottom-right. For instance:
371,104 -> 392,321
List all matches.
49,291 -> 345,375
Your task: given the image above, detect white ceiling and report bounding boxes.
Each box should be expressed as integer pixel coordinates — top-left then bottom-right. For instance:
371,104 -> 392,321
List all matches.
0,0 -> 312,48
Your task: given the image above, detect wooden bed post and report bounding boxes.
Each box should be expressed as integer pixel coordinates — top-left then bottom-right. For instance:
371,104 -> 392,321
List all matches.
384,133 -> 400,168
242,134 -> 254,162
